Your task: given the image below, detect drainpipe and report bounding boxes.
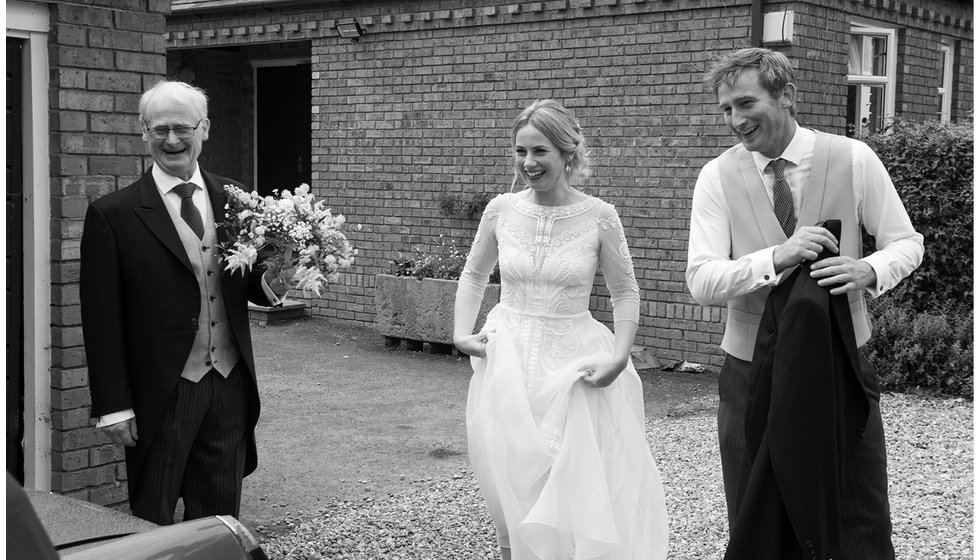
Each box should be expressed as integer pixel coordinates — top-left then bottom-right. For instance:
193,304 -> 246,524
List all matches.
751,0 -> 764,46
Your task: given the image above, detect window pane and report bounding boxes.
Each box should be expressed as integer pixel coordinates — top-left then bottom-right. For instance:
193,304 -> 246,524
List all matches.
847,84 -> 886,136
871,36 -> 888,76
846,85 -> 859,137
866,84 -> 885,132
848,36 -> 861,75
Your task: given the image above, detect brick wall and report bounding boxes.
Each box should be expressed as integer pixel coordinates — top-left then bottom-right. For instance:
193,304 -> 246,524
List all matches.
239,0 -> 758,368
165,0 -> 973,375
48,0 -> 168,506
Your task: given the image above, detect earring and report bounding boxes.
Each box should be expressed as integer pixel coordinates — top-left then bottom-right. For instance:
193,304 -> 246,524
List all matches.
564,164 -> 571,176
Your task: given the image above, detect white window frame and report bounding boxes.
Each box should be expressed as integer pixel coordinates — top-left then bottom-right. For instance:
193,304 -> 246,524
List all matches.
938,41 -> 954,122
847,19 -> 897,134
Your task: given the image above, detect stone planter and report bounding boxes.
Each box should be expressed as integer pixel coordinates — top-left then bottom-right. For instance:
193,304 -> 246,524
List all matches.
248,299 -> 307,326
375,274 -> 500,352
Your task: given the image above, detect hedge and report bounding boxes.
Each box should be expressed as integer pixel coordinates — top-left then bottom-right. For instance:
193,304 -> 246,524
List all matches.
862,119 -> 973,397
862,119 -> 973,312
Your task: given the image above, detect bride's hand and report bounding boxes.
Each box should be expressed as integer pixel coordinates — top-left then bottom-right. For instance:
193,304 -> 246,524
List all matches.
453,330 -> 493,359
579,357 -> 627,388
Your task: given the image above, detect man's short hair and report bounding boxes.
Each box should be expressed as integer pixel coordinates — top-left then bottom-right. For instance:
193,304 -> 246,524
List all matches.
705,48 -> 797,115
138,80 -> 209,122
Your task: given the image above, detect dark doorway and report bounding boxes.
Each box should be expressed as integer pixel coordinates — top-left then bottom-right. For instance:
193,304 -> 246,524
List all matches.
6,37 -> 26,484
255,64 -> 311,196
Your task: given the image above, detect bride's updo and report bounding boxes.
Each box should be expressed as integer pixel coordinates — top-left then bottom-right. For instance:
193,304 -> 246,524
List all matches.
510,99 -> 592,191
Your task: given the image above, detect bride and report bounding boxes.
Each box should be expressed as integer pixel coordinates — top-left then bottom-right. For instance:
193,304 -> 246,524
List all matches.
453,99 -> 669,559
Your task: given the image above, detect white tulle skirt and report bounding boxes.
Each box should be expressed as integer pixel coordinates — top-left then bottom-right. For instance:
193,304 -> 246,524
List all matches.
466,306 -> 668,560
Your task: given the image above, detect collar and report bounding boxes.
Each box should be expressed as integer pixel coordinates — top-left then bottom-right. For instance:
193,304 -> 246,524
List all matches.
751,124 -> 813,173
153,164 -> 206,196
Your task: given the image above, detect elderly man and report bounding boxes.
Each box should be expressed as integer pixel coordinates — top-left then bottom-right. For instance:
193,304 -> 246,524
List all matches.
81,81 -> 284,524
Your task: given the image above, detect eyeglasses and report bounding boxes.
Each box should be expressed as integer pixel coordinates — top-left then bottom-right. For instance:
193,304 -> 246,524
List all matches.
144,120 -> 204,140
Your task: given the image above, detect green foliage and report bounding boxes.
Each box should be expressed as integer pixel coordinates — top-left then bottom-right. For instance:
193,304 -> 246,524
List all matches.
437,192 -> 492,219
864,295 -> 973,398
863,119 -> 973,312
386,236 -> 500,283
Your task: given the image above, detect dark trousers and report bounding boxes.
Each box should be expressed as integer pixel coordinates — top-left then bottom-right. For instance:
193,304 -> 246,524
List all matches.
130,362 -> 248,525
718,353 -> 895,560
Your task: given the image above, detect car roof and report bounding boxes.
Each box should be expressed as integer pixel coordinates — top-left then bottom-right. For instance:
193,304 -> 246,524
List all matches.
25,489 -> 158,548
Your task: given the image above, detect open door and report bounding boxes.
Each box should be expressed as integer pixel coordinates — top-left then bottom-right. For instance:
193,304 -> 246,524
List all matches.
254,63 -> 312,196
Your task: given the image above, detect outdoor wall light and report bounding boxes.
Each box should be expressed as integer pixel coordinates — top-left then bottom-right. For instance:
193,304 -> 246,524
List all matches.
335,20 -> 364,43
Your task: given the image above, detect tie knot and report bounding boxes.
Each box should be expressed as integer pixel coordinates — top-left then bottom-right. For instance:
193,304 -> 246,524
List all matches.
172,182 -> 197,199
769,158 -> 787,178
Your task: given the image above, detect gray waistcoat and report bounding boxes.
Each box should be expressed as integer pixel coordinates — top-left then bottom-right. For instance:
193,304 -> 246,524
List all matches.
717,131 -> 871,361
163,189 -> 241,381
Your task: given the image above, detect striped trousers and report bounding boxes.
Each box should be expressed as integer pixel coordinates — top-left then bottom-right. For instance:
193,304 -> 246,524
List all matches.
130,362 -> 248,525
718,353 -> 895,560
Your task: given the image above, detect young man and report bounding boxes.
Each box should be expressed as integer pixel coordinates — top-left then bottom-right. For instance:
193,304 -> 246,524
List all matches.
686,48 -> 923,559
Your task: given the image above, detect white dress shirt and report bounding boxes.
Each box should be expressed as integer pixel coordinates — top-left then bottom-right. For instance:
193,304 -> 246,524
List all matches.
687,125 -> 924,307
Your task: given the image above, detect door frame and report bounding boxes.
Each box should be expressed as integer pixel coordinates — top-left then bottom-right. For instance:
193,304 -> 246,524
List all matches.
7,0 -> 52,491
250,57 -> 311,190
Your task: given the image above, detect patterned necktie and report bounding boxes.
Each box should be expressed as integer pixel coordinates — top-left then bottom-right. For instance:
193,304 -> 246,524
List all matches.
172,182 -> 205,239
768,158 -> 797,238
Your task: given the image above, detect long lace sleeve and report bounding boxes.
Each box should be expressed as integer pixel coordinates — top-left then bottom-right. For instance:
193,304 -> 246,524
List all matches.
458,194 -> 501,299
597,202 -> 640,324
454,194 -> 501,339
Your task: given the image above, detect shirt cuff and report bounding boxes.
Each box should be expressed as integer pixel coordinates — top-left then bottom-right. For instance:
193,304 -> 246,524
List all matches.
96,409 -> 135,428
861,255 -> 891,298
756,246 -> 787,287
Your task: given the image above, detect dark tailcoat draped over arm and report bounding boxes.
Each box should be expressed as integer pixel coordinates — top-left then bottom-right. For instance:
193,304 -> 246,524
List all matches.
80,169 -> 272,497
724,220 -> 873,560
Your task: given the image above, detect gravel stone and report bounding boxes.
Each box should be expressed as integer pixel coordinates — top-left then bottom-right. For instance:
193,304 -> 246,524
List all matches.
260,393 -> 972,559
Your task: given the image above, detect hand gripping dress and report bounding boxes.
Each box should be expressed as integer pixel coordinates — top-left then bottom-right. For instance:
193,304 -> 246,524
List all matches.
457,193 -> 668,560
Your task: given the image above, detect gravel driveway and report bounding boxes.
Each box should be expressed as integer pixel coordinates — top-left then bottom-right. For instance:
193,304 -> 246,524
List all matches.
252,319 -> 972,560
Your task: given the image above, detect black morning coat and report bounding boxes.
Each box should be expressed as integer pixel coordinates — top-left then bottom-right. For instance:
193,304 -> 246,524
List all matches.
724,220 -> 873,560
80,169 -> 271,500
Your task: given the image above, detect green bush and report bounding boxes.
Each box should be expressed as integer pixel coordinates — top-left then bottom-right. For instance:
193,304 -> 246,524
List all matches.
864,295 -> 973,398
863,119 -> 973,312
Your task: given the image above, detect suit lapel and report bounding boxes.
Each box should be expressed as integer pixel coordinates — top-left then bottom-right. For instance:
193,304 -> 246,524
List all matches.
797,131 -> 831,228
133,171 -> 193,272
202,170 -> 233,245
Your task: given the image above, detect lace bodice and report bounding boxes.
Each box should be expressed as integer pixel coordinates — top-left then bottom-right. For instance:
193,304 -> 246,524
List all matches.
458,192 -> 640,324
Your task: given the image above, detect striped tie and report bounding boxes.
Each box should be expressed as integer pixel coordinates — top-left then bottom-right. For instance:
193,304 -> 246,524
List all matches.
769,158 -> 796,238
172,182 -> 205,239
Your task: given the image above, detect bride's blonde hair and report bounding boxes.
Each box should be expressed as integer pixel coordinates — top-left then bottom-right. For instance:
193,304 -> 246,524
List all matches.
509,99 -> 591,192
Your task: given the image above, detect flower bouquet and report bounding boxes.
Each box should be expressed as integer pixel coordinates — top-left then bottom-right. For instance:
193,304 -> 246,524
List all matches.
219,183 -> 356,297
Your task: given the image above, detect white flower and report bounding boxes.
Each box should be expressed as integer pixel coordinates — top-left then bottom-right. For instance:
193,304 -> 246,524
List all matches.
218,183 -> 355,296
223,242 -> 258,275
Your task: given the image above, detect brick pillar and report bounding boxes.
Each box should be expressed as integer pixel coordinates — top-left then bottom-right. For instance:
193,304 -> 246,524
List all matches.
47,0 -> 169,506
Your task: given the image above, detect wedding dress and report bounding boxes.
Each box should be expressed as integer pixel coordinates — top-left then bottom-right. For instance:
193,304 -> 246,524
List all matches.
457,192 -> 668,560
